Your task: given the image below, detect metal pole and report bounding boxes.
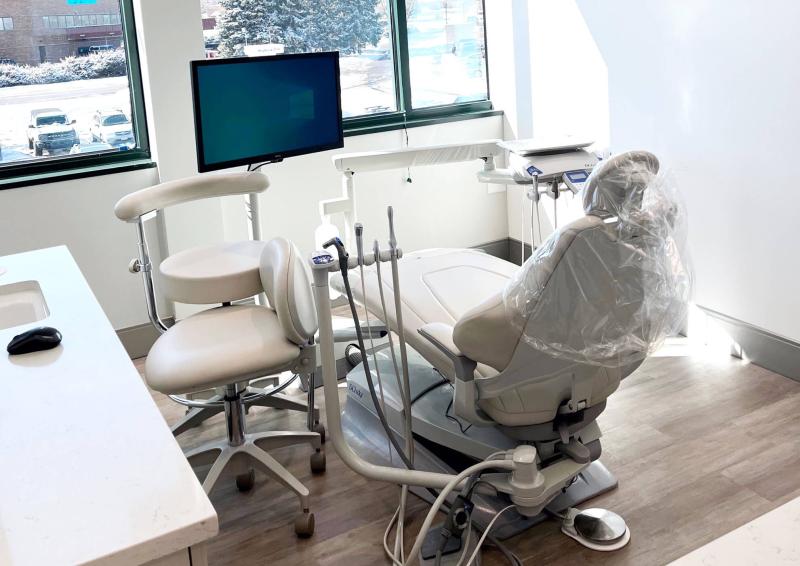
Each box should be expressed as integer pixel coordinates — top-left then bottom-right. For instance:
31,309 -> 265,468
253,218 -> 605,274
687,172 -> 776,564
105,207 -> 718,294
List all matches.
136,216 -> 168,333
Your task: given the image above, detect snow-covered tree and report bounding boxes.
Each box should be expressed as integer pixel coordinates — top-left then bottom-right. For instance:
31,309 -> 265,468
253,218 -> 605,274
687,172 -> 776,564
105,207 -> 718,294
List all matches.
218,0 -> 383,57
300,0 -> 383,54
219,0 -> 293,57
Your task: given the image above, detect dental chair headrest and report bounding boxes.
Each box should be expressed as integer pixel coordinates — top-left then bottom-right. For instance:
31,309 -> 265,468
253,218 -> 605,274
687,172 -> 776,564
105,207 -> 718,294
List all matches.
583,151 -> 660,218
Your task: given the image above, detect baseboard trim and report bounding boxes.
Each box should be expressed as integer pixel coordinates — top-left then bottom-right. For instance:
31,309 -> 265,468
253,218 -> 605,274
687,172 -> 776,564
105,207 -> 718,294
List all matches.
700,306 -> 800,382
467,247 -> 800,382
117,319 -> 173,359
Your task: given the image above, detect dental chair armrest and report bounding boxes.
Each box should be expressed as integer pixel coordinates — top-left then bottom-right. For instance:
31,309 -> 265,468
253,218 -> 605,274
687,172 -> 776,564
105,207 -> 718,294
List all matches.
418,323 -> 477,381
419,324 -> 494,426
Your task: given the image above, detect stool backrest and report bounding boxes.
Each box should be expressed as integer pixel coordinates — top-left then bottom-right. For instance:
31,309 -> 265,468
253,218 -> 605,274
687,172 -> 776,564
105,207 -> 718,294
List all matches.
260,238 -> 318,345
114,171 -> 269,222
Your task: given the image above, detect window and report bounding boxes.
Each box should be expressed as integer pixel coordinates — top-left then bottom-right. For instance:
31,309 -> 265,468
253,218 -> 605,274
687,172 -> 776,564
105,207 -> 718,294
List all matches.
406,1 -> 487,108
0,17 -> 13,31
200,0 -> 491,131
41,14 -> 123,30
0,0 -> 149,180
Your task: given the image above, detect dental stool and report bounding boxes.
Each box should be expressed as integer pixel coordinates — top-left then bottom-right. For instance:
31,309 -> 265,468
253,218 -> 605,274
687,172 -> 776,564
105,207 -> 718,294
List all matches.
145,237 -> 324,537
114,172 -> 322,439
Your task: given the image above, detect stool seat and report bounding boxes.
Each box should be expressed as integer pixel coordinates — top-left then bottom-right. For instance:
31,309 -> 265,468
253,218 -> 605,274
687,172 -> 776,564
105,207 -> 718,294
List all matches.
159,240 -> 267,304
146,305 -> 300,395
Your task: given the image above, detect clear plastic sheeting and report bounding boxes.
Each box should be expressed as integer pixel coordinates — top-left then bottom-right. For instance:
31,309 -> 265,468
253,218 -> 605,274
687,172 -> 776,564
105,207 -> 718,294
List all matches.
503,150 -> 692,367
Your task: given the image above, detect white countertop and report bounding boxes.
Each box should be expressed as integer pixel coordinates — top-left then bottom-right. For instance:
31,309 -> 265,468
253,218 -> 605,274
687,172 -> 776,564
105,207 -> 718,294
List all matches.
0,247 -> 218,566
669,496 -> 800,565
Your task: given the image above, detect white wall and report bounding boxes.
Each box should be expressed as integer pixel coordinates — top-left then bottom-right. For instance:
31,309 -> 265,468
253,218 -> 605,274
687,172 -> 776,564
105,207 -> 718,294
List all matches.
0,167 -> 160,329
485,0 -> 609,247
219,116 -> 508,255
133,0 -> 222,259
577,0 -> 800,342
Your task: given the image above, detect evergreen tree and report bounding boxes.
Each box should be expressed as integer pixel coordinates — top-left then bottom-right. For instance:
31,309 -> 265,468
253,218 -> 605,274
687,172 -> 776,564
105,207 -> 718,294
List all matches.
219,0 -> 298,57
218,0 -> 383,57
301,0 -> 383,54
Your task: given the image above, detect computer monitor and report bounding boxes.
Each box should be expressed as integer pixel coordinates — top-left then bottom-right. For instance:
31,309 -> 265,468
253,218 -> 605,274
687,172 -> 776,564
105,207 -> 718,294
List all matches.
191,52 -> 344,173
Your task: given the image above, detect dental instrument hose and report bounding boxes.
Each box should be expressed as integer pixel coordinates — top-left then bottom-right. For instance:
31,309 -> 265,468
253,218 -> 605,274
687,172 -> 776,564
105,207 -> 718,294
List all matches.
322,238 -> 413,472
387,206 -> 415,464
355,224 -> 390,457
325,236 -> 522,566
374,239 -> 409,419
325,235 -> 416,566
386,206 -> 420,564
373,236 -> 414,564
406,459 -> 515,565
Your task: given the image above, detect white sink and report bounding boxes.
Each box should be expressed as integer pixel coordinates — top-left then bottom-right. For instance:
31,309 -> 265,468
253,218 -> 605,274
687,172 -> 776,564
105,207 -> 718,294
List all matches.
0,280 -> 49,331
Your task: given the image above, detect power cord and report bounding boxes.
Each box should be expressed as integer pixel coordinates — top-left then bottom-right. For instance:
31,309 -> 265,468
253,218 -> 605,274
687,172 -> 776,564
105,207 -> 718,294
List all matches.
445,389 -> 473,434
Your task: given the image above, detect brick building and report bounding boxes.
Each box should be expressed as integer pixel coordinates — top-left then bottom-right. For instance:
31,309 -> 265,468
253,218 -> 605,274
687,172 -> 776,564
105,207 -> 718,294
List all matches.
0,0 -> 123,66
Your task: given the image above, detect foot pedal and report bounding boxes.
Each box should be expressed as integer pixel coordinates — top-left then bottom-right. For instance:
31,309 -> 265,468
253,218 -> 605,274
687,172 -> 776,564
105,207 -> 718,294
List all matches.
561,508 -> 630,552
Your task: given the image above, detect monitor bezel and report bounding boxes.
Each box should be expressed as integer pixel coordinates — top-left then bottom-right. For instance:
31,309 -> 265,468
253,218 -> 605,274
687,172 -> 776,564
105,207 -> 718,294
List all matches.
190,51 -> 344,173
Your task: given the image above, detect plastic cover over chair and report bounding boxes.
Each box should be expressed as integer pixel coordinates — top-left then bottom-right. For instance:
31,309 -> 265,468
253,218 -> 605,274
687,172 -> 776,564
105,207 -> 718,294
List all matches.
502,151 -> 693,367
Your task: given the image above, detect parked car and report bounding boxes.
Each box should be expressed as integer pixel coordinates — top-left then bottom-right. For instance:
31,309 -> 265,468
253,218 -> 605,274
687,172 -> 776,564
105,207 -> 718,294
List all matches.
90,110 -> 134,147
26,109 -> 79,156
0,58 -> 15,65
70,142 -> 115,155
77,45 -> 115,56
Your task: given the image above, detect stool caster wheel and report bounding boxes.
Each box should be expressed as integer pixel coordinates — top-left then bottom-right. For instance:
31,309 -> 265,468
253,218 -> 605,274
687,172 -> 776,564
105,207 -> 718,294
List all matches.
310,451 -> 326,474
314,423 -> 326,444
295,511 -> 315,538
235,469 -> 255,492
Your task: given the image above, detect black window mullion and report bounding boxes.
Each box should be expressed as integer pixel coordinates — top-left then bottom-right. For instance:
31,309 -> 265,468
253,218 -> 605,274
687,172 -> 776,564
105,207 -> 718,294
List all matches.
120,0 -> 149,156
391,0 -> 412,115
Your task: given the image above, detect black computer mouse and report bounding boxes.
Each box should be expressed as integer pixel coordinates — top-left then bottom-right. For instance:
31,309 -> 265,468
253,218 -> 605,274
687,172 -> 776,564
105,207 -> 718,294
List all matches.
7,326 -> 62,356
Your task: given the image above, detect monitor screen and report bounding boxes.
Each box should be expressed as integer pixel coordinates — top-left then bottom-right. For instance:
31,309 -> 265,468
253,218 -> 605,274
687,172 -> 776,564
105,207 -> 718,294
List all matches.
191,52 -> 344,172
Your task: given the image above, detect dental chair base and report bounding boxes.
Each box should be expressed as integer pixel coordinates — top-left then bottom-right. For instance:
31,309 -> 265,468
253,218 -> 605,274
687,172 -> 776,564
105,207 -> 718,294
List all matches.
343,347 -> 619,540
186,382 -> 324,537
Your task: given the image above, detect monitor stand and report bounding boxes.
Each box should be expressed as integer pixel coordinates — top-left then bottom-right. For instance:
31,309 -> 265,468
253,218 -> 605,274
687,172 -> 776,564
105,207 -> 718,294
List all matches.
246,159 -> 284,306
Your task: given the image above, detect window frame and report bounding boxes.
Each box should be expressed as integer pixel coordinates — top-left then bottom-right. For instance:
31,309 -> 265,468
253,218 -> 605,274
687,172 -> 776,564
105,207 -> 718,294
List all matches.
1,0 -> 151,188
342,0 -> 494,136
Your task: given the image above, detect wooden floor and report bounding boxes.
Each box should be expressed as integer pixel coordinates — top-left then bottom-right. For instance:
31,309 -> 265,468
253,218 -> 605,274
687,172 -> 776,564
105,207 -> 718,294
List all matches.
136,343 -> 800,565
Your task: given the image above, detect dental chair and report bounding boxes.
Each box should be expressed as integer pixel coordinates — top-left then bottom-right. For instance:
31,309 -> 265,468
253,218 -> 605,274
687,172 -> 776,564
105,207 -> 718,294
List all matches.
331,150 -> 690,544
114,172 -> 323,439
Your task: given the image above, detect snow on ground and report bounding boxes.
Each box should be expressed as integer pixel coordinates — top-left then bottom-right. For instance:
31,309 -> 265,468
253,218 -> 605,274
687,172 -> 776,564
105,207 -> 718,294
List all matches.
0,40 -> 486,164
0,76 -> 131,161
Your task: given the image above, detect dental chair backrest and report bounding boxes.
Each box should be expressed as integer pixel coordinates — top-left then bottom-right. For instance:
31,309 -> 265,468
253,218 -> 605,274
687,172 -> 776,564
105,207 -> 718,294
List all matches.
453,151 -> 689,427
260,238 -> 318,346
